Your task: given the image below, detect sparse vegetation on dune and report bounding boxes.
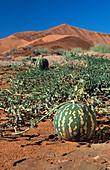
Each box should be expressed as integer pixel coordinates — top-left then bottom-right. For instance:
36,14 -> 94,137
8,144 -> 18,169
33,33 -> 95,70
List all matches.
89,43 -> 110,53
34,46 -> 49,54
3,46 -> 49,57
50,48 -> 67,55
2,43 -> 110,59
70,44 -> 110,54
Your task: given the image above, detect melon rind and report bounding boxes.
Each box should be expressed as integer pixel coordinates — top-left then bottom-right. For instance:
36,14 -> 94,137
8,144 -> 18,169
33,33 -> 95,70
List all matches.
54,103 -> 97,141
36,58 -> 49,70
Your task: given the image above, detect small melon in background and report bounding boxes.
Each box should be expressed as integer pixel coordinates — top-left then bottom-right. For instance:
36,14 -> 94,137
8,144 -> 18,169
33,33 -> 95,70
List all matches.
35,57 -> 49,70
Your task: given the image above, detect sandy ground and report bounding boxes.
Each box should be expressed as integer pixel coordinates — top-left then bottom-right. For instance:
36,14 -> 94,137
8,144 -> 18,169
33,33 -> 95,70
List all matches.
0,120 -> 110,170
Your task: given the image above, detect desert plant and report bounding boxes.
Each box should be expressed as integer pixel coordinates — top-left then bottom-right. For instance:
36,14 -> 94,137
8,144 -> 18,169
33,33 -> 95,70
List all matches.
9,48 -> 17,53
22,47 -> 29,50
71,48 -> 83,54
34,47 -> 48,54
89,43 -> 110,53
50,48 -> 66,55
26,46 -> 33,50
3,51 -> 10,56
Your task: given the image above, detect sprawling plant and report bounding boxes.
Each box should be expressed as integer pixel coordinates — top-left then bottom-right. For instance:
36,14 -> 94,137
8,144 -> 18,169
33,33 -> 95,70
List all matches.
0,53 -> 109,142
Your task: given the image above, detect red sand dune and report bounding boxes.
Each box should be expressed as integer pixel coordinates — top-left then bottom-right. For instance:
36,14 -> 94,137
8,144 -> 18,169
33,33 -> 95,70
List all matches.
29,35 -> 92,51
0,35 -> 27,54
0,24 -> 110,54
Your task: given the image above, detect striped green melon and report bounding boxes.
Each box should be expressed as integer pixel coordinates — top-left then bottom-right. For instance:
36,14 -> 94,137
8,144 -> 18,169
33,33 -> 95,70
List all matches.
54,103 -> 97,141
35,58 -> 49,70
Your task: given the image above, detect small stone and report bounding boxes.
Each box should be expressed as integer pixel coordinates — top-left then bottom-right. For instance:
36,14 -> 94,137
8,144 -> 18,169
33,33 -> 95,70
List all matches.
93,156 -> 100,160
